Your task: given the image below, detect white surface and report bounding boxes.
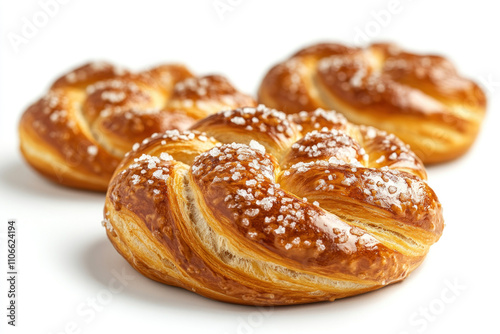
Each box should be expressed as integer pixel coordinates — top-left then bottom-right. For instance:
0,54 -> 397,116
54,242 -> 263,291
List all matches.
1,0 -> 499,333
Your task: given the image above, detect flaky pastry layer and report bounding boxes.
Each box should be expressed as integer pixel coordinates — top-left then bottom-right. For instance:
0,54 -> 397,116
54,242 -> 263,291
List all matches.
19,62 -> 255,190
104,106 -> 443,305
258,43 -> 486,163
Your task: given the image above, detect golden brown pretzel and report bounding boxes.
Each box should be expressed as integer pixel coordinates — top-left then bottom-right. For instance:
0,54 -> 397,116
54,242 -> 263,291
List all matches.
19,62 -> 256,191
104,105 -> 443,305
258,42 -> 486,164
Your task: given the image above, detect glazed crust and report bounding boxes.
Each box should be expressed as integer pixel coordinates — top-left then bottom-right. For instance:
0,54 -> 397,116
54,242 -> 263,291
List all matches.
19,62 -> 256,191
104,106 -> 443,305
258,43 -> 487,164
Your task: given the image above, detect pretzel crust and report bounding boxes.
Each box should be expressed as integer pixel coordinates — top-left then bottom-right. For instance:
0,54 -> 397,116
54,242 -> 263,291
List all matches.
258,43 -> 486,164
104,106 -> 443,305
19,62 -> 255,190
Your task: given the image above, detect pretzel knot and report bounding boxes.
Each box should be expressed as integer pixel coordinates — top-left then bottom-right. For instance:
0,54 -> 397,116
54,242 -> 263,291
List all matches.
104,105 -> 443,305
19,62 -> 255,190
258,43 -> 486,164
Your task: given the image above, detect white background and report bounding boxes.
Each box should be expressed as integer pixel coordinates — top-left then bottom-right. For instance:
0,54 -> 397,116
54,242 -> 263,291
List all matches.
1,0 -> 499,333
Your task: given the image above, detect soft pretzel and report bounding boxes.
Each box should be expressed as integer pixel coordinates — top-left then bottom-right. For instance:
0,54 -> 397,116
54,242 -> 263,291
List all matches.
103,105 -> 443,305
258,42 -> 486,164
19,62 -> 256,191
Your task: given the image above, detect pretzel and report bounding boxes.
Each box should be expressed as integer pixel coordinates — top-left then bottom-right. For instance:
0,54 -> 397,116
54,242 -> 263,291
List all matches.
258,42 -> 487,164
103,105 -> 443,305
19,62 -> 256,191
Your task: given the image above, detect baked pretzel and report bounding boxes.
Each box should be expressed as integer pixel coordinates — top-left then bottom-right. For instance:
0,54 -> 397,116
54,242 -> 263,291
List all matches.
258,42 -> 486,164
104,105 -> 443,305
19,62 -> 256,191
